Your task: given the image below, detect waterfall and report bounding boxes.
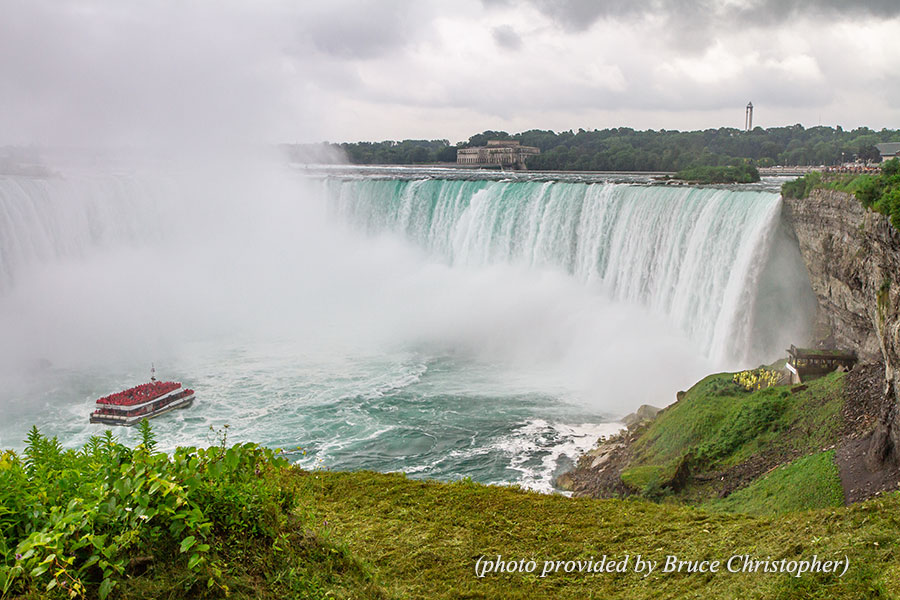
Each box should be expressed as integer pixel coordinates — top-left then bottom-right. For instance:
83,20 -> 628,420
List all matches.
324,178 -> 814,364
0,170 -> 815,368
0,171 -> 175,291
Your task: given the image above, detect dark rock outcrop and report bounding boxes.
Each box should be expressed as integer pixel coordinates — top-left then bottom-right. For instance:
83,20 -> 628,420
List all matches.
782,189 -> 900,467
559,431 -> 634,498
621,404 -> 661,429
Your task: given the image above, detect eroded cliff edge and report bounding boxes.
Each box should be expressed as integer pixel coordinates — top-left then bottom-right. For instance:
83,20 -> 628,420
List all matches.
781,188 -> 900,467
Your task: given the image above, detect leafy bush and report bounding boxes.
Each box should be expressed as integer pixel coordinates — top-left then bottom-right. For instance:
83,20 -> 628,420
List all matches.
781,171 -> 822,199
0,424 -> 292,598
859,159 -> 900,229
875,185 -> 900,230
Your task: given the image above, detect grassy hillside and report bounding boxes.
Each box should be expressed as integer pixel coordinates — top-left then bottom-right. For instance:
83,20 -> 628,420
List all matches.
616,370 -> 847,508
312,471 -> 900,600
708,451 -> 844,516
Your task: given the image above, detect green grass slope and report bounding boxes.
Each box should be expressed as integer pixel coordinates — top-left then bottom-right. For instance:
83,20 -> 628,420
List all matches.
707,451 -> 845,516
311,471 -> 899,599
619,371 -> 846,507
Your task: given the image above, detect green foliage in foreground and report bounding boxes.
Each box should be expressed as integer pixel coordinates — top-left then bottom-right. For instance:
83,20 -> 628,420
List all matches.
781,158 -> 900,229
707,451 -> 844,516
0,425 -> 381,599
673,164 -> 760,183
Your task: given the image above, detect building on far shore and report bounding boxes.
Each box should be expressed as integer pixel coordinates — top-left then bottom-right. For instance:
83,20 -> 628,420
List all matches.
876,142 -> 900,161
456,140 -> 540,170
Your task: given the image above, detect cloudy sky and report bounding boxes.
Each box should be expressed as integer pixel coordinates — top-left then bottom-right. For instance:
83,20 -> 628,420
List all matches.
2,0 -> 899,147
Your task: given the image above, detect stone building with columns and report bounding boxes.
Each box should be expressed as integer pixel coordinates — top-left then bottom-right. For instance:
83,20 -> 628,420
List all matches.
456,140 -> 540,170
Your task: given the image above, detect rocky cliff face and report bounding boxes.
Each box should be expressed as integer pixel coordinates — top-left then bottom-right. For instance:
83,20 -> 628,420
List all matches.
782,188 -> 900,466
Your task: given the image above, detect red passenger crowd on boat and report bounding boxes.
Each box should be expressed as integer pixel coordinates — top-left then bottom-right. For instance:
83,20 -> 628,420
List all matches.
96,381 -> 181,406
92,387 -> 194,417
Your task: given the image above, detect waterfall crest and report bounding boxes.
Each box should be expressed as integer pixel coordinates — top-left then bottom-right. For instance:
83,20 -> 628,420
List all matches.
0,171 -> 815,366
325,178 -> 813,364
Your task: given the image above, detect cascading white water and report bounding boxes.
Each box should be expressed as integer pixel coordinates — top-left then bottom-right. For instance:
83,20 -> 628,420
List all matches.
0,172 -> 176,291
324,178 -> 812,365
0,172 -> 815,368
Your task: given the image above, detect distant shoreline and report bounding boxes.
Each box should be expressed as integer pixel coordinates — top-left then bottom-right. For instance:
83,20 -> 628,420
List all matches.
293,161 -> 817,178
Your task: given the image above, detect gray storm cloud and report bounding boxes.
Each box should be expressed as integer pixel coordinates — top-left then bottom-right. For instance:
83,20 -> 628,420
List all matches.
0,0 -> 897,147
492,25 -> 524,50
300,1 -> 435,59
511,0 -> 900,32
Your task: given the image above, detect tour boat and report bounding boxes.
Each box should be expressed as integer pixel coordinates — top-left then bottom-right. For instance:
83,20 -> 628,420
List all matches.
89,377 -> 195,427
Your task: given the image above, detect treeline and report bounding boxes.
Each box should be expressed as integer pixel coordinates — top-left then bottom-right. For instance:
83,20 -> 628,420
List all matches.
284,124 -> 899,171
282,139 -> 456,165
501,126 -> 895,171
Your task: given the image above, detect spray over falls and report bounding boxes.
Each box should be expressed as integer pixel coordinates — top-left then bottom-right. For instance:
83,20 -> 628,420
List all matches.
325,177 -> 815,365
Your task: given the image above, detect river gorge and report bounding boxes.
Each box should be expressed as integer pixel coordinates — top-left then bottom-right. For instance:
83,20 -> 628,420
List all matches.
0,163 -> 822,491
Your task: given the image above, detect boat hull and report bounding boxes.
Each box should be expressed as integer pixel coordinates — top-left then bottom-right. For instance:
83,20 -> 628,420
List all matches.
90,394 -> 195,427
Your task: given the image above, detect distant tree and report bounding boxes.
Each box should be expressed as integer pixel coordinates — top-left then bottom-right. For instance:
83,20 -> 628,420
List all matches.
408,146 -> 430,163
858,145 -> 880,165
466,131 -> 510,147
436,146 -> 457,162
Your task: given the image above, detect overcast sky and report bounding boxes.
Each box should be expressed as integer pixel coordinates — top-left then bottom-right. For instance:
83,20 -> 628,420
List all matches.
2,0 -> 899,148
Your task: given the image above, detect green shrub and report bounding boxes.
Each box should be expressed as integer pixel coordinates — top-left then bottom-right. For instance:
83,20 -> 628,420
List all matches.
856,177 -> 878,208
781,172 -> 821,199
877,187 -> 900,229
0,426 -> 292,598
